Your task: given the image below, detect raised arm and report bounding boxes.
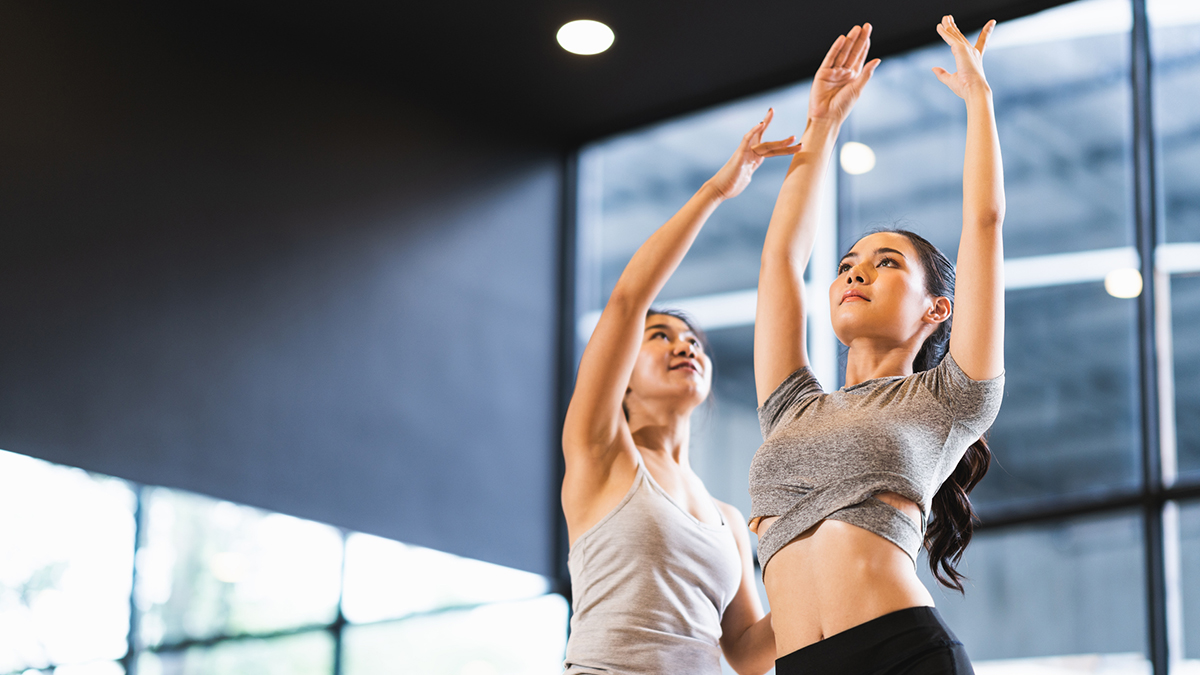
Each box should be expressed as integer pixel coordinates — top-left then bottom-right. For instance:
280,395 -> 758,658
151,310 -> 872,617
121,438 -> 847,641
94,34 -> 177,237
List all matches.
934,16 -> 1005,381
564,116 -> 801,467
754,26 -> 880,404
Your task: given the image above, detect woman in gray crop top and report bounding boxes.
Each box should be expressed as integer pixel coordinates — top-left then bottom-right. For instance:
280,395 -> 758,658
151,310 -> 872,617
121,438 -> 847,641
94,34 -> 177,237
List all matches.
748,18 -> 1005,675
560,116 -> 799,675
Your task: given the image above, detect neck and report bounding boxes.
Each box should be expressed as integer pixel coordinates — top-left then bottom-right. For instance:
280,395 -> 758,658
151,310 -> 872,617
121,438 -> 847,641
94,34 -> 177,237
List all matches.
843,337 -> 924,386
626,405 -> 693,465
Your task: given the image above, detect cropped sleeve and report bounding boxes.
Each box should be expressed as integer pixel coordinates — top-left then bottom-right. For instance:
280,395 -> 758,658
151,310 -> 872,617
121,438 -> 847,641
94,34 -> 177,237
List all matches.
757,367 -> 824,439
918,353 -> 1004,435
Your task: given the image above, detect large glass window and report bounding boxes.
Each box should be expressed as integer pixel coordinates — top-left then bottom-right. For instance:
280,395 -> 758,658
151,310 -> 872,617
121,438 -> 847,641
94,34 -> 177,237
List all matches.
0,448 -> 568,675
0,450 -> 135,674
136,488 -> 343,648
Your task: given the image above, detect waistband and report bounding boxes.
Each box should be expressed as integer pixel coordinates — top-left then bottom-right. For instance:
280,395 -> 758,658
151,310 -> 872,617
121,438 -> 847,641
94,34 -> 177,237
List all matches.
776,606 -> 965,674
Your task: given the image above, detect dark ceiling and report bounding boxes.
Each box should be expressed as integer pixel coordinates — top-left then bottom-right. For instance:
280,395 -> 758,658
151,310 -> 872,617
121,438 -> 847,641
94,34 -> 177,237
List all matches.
27,0 -> 1074,148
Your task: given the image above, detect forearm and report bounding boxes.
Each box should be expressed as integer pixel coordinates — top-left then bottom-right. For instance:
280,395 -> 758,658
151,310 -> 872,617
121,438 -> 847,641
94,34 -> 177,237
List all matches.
963,88 -> 1005,229
723,612 -> 776,675
762,118 -> 841,268
609,182 -> 724,309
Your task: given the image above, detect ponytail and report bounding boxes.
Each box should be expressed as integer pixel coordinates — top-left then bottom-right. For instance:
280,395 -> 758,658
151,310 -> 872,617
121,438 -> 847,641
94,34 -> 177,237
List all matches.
925,436 -> 990,592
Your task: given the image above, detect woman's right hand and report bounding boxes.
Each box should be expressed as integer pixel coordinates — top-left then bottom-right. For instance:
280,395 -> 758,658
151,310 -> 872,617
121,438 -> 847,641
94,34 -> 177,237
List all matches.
807,24 -> 881,125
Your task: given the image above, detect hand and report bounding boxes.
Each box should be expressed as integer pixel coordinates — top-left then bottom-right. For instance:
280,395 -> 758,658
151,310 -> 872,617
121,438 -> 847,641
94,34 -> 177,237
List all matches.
932,16 -> 995,99
808,24 -> 881,124
708,109 -> 803,200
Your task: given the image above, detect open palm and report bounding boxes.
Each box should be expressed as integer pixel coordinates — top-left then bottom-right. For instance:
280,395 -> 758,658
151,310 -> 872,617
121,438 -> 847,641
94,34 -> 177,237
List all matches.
932,16 -> 995,99
809,24 -> 881,123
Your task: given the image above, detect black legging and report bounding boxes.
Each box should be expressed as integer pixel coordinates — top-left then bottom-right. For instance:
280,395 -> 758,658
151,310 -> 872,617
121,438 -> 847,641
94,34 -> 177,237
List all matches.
774,606 -> 974,675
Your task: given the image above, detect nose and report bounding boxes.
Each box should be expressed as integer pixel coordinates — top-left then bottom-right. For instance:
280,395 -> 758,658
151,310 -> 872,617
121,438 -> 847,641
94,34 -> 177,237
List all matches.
846,260 -> 874,285
674,339 -> 696,358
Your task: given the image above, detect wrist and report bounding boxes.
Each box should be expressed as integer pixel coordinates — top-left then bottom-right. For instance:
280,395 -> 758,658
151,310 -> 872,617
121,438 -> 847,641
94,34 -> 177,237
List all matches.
699,179 -> 730,203
963,80 -> 994,103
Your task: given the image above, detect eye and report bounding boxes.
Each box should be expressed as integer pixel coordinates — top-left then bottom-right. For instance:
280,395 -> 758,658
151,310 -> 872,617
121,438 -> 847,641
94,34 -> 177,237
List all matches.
650,331 -> 668,340
837,262 -> 852,273
878,257 -> 899,268
688,338 -> 701,349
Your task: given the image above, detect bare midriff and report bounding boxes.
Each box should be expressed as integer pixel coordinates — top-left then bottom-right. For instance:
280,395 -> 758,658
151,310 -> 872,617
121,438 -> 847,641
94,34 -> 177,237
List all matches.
750,492 -> 935,657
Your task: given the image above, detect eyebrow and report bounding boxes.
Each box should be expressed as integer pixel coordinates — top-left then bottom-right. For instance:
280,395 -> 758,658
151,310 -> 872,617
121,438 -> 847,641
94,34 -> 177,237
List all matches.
840,247 -> 908,263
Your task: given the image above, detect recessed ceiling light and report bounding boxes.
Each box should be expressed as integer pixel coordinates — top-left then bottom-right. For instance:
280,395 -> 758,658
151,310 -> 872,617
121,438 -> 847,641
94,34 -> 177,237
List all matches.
557,20 -> 615,55
840,141 -> 876,175
1104,268 -> 1143,298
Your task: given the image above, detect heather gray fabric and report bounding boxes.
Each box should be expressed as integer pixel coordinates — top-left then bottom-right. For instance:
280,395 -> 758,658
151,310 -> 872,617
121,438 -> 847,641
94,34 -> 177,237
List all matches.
564,453 -> 742,675
749,354 -> 1003,572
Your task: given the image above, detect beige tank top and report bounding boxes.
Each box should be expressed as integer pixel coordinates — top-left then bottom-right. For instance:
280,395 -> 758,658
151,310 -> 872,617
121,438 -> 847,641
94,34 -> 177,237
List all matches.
563,453 -> 742,675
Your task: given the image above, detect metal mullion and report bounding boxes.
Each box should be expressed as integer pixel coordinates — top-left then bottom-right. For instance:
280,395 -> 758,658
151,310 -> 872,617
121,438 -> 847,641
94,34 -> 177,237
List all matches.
1130,0 -> 1169,672
555,149 -> 579,601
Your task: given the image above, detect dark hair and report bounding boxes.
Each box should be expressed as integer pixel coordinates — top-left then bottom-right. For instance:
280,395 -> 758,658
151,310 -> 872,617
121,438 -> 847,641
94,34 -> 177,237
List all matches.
858,229 -> 992,593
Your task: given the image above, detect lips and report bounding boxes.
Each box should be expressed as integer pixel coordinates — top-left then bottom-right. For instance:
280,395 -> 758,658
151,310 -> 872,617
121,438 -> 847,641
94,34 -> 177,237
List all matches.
841,289 -> 869,304
670,361 -> 700,374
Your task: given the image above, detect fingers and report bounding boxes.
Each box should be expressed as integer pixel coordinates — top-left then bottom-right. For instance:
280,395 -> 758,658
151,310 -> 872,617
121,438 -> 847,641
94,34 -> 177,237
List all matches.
931,66 -> 954,87
937,15 -> 968,49
852,58 -> 882,91
752,139 -> 803,157
745,107 -> 774,144
847,23 -> 873,70
975,19 -> 996,55
833,25 -> 861,68
819,34 -> 847,71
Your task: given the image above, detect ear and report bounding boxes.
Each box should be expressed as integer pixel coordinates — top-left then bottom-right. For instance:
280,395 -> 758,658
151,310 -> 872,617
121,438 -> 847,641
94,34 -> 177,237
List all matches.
923,296 -> 952,325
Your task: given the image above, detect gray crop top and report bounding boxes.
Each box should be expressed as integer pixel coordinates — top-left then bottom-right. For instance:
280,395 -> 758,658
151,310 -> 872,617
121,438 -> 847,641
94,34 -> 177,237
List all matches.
749,354 -> 1003,572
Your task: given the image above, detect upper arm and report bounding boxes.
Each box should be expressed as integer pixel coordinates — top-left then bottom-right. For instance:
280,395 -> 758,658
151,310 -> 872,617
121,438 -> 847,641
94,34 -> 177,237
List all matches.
562,293 -> 644,464
717,502 -> 774,675
718,502 -> 764,642
754,256 -> 810,406
947,216 -> 1004,382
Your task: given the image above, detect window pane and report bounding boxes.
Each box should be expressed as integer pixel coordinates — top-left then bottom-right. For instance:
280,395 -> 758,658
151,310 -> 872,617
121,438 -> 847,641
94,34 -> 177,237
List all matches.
1150,0 -> 1200,486
976,283 -> 1142,510
135,488 -> 342,648
341,532 -> 550,624
843,0 -> 1134,259
1181,500 -> 1200,667
53,662 -> 125,675
342,595 -> 568,675
918,512 -> 1148,670
1150,0 -> 1200,245
584,84 -> 810,307
137,631 -> 333,675
0,450 -> 135,672
1169,274 -> 1200,482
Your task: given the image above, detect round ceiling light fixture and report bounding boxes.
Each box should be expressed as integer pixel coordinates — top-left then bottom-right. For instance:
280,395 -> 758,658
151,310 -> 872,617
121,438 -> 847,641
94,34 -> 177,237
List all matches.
840,142 -> 877,175
557,20 -> 615,55
1104,267 -> 1143,298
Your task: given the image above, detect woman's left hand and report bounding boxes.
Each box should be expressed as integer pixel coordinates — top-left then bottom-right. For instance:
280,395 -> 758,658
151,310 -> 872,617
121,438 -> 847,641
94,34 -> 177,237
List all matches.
708,108 -> 803,200
933,15 -> 996,99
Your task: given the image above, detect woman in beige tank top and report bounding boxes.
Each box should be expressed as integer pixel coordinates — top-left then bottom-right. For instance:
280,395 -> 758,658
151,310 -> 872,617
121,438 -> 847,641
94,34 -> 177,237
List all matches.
560,117 -> 797,674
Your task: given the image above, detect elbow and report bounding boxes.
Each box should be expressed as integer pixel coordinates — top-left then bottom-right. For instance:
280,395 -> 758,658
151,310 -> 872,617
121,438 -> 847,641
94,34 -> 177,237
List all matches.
970,204 -> 1005,231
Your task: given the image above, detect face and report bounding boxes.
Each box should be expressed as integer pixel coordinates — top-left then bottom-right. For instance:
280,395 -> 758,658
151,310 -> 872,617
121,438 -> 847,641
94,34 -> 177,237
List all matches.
829,232 -> 950,349
625,314 -> 712,413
